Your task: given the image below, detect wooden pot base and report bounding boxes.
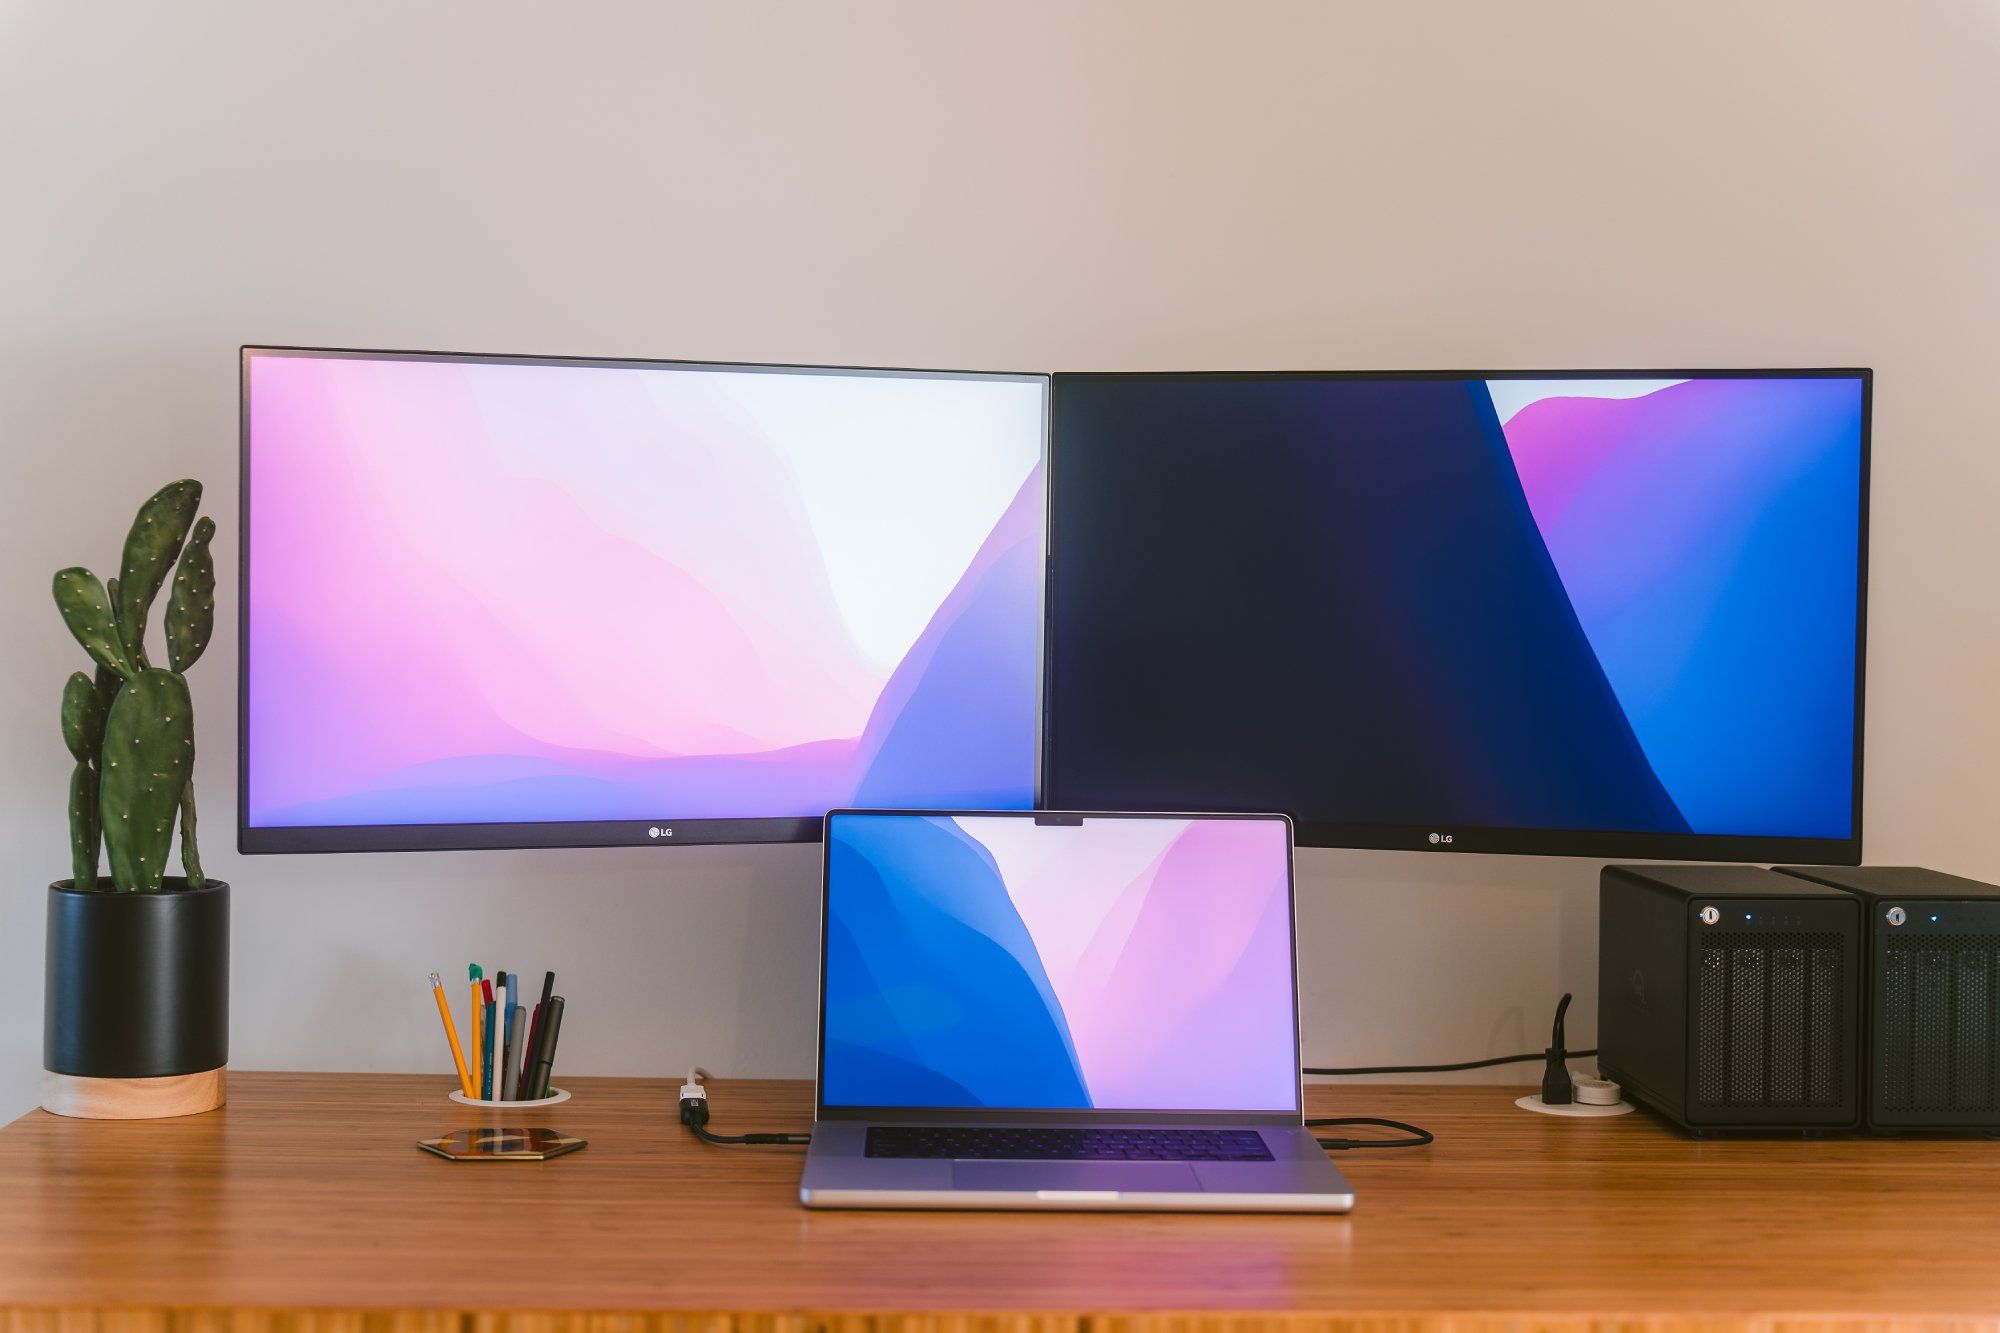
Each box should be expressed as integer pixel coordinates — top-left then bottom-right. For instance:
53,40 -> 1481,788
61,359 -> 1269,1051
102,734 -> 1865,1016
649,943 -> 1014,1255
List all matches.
41,1067 -> 226,1119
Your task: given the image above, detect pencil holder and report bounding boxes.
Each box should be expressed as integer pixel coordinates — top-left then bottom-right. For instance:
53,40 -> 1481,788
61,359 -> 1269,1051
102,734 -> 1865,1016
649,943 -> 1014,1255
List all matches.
450,1087 -> 570,1110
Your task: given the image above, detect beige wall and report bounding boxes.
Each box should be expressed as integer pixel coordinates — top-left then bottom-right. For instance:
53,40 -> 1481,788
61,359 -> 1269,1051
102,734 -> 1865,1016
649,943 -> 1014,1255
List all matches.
4,1 -> 1997,1117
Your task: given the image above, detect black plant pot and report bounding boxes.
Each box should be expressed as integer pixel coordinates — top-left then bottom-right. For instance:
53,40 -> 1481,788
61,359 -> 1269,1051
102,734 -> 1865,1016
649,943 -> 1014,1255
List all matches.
44,877 -> 229,1117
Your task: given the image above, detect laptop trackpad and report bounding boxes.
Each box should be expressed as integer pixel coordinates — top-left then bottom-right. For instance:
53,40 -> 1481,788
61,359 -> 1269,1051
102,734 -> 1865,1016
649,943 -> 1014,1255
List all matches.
952,1160 -> 1201,1193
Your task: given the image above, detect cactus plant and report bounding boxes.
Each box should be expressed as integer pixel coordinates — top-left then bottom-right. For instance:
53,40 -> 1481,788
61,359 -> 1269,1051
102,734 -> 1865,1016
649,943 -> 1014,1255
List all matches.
54,481 -> 215,893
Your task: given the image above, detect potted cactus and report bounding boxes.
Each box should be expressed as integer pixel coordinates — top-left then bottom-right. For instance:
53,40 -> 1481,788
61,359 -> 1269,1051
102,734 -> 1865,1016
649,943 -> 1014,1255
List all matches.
43,480 -> 228,1119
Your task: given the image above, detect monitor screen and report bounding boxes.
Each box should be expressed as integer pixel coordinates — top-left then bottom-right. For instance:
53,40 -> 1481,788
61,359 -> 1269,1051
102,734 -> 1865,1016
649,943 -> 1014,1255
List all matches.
1046,371 -> 1869,862
241,349 -> 1048,852
819,811 -> 1300,1115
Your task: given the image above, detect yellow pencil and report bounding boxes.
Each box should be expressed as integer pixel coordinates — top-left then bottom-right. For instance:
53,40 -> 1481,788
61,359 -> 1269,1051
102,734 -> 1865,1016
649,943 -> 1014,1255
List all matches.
469,966 -> 484,1098
430,972 -> 474,1098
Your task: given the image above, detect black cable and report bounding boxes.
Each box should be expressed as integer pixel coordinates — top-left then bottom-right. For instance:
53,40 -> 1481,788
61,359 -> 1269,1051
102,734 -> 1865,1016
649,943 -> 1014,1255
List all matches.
687,987 -> 1596,1155
685,989 -> 1591,1152
679,1058 -> 1459,1153
1302,995 -> 1594,1148
1305,1048 -> 1596,1077
679,1069 -> 812,1146
677,1068 -> 1427,1155
1308,1116 -> 1435,1151
686,1119 -> 812,1146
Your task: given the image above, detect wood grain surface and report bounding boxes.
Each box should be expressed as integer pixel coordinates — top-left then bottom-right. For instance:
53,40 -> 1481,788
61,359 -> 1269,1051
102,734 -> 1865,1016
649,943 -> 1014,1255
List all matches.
39,1066 -> 226,1119
0,1071 -> 1995,1333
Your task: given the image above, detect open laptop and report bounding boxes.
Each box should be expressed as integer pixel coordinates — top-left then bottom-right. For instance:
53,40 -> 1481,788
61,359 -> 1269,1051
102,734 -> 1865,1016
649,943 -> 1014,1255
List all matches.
799,809 -> 1354,1211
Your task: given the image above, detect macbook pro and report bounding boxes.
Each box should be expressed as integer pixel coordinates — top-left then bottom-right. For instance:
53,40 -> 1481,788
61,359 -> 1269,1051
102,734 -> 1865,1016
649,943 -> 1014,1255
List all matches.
799,809 -> 1354,1211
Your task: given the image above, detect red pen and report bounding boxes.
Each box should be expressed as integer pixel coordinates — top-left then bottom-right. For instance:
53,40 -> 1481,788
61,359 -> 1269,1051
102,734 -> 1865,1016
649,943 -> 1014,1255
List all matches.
480,978 -> 497,1099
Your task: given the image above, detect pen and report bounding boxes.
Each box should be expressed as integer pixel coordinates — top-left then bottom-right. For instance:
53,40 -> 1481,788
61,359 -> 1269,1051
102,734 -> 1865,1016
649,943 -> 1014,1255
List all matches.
522,1002 -> 542,1097
429,972 -> 474,1098
522,972 -> 555,1095
480,977 -> 497,1099
502,972 -> 520,1098
530,995 -> 565,1098
501,1005 -> 524,1101
468,965 -> 484,1100
495,972 -> 509,1095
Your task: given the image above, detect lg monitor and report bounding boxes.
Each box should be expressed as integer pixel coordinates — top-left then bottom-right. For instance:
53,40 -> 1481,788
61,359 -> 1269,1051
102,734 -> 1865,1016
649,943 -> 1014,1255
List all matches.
240,348 -> 1048,852
1045,370 -> 1870,862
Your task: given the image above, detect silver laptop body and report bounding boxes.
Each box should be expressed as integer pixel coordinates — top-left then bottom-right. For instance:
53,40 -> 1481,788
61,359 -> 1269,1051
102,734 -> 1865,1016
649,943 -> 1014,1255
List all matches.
800,809 -> 1354,1212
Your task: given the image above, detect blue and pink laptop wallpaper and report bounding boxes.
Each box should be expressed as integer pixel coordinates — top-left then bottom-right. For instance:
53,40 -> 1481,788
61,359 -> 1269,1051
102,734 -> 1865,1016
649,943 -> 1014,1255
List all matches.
821,814 -> 1301,1113
1048,374 -> 1867,847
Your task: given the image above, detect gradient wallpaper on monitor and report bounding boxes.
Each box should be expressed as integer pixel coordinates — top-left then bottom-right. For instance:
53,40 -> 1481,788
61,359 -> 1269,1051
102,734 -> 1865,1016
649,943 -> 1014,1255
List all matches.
245,353 -> 1046,828
1048,375 -> 1865,842
821,814 -> 1299,1112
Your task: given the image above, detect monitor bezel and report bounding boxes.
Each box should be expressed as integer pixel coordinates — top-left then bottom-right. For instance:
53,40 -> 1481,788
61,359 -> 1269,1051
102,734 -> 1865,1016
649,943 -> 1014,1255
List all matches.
814,808 -> 1305,1125
1042,367 -> 1872,865
237,345 -> 1052,855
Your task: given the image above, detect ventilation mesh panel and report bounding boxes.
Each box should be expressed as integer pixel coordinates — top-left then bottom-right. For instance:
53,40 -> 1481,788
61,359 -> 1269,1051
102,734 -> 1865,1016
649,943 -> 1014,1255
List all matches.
1880,936 -> 1999,1113
1693,931 -> 1843,1109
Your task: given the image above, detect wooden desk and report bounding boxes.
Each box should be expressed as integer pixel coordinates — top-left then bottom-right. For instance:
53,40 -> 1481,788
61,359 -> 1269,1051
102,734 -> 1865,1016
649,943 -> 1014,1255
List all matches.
0,1072 -> 1995,1331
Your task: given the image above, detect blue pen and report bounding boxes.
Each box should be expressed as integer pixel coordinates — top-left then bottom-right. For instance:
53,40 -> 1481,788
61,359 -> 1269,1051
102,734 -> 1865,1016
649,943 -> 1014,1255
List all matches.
502,972 -> 522,1099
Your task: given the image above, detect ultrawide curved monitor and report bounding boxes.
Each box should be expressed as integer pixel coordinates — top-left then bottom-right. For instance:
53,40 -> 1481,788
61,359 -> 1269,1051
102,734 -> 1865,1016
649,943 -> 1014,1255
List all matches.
240,348 -> 1048,852
1045,370 -> 1870,862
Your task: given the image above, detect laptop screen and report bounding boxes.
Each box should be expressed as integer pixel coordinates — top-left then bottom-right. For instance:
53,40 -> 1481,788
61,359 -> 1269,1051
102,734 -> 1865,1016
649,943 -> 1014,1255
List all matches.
820,811 -> 1301,1115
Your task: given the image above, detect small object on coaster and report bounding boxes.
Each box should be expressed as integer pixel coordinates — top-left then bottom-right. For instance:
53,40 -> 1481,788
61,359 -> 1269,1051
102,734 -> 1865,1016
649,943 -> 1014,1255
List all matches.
1573,1076 -> 1622,1106
417,1127 -> 586,1161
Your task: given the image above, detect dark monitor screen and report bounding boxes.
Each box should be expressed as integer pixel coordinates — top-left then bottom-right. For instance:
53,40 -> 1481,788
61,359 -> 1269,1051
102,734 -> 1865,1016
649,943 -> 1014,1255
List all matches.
1045,371 -> 1869,862
240,348 -> 1048,853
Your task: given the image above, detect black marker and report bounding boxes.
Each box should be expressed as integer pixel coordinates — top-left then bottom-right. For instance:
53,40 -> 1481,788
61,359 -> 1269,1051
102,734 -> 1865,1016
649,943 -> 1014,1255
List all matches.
528,995 -> 565,1099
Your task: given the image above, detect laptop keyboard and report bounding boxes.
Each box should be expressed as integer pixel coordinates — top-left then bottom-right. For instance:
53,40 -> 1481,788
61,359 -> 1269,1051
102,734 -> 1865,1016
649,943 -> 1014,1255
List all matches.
864,1125 -> 1274,1162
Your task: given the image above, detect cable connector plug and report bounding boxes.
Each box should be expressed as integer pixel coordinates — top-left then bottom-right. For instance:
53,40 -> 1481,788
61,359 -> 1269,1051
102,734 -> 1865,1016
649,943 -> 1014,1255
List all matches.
678,1074 -> 711,1130
1541,993 -> 1576,1106
677,1066 -> 811,1146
